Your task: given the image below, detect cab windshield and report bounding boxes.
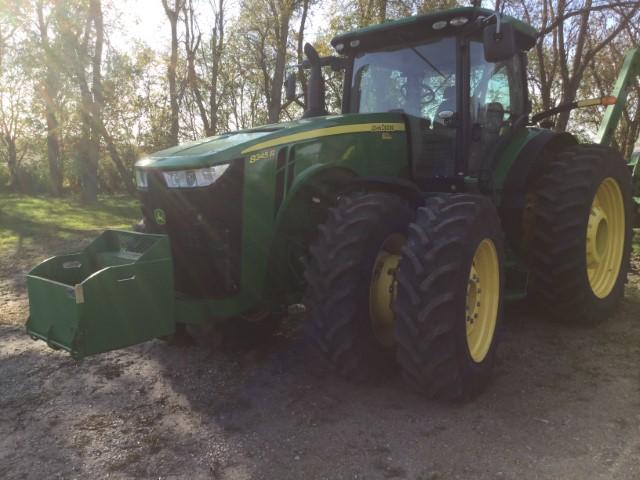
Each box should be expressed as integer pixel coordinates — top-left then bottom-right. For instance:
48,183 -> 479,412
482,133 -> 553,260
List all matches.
349,36 -> 457,124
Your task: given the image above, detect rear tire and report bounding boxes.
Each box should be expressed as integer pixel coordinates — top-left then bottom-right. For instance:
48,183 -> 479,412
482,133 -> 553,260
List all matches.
529,144 -> 632,323
393,194 -> 504,401
304,192 -> 414,383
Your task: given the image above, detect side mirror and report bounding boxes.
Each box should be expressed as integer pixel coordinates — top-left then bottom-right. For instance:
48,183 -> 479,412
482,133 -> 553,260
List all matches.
285,72 -> 297,102
483,20 -> 517,62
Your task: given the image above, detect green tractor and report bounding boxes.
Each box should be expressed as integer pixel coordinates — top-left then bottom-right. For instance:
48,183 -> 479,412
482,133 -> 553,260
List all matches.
27,7 -> 640,400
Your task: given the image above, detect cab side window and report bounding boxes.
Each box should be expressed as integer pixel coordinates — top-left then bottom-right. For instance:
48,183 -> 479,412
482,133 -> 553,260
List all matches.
486,67 -> 511,117
468,41 -> 524,172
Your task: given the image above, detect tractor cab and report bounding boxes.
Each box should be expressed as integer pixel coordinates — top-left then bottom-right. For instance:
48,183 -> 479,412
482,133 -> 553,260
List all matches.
327,7 -> 537,189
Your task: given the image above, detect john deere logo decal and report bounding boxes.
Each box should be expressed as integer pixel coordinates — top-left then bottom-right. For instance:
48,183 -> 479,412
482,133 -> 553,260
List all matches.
154,208 -> 166,225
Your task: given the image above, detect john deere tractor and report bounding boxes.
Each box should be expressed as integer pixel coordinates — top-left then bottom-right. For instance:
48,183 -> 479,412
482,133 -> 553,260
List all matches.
27,7 -> 640,400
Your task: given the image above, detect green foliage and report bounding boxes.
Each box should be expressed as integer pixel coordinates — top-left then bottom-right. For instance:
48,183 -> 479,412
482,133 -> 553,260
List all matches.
0,148 -> 53,195
1,0 -> 640,198
0,193 -> 139,254
103,46 -> 172,153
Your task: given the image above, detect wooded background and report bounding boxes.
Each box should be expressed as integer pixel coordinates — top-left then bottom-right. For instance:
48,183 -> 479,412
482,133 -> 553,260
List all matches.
1,0 -> 639,203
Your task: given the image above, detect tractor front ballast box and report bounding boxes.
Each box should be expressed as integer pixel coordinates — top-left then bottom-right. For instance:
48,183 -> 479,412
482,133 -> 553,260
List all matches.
26,230 -> 175,359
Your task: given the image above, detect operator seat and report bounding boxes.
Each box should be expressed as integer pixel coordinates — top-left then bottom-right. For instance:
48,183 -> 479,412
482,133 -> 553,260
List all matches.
482,101 -> 505,143
468,101 -> 506,173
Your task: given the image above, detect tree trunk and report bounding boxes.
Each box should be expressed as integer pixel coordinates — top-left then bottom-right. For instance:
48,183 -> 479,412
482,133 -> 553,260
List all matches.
79,95 -> 98,203
79,0 -> 104,204
555,80 -> 576,132
98,120 -> 135,193
268,2 -> 293,123
296,0 -> 309,107
554,0 -> 590,132
169,22 -> 179,144
184,0 -> 211,135
69,0 -> 133,198
163,0 -> 183,146
209,0 -> 224,136
376,0 -> 387,23
45,109 -> 62,195
5,134 -> 21,192
37,0 -> 63,196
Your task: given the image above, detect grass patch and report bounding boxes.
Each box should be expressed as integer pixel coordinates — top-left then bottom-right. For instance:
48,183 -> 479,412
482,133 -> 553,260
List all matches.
633,229 -> 640,256
0,193 -> 140,254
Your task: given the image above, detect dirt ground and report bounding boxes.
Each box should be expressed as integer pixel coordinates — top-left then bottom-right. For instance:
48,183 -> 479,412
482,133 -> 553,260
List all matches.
2,238 -> 640,480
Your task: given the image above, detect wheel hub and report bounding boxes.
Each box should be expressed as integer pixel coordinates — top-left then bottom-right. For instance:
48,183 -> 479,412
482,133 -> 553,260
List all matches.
586,177 -> 625,299
465,239 -> 500,363
586,205 -> 608,266
369,234 -> 405,347
466,265 -> 480,328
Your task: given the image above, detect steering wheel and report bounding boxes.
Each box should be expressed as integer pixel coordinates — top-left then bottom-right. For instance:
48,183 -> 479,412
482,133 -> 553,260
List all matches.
420,85 -> 436,106
399,84 -> 436,107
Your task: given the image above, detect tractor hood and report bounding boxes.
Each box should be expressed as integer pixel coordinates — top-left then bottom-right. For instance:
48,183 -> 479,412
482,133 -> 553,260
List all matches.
135,113 -> 406,170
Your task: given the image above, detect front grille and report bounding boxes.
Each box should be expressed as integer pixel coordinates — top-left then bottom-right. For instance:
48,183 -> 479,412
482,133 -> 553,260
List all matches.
139,159 -> 244,298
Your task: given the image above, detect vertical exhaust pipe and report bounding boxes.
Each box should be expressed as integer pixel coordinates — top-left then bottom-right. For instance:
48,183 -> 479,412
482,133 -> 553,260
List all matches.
303,43 -> 327,118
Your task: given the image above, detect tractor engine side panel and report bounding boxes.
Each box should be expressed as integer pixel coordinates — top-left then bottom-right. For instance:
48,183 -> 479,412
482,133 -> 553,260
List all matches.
246,120 -> 411,306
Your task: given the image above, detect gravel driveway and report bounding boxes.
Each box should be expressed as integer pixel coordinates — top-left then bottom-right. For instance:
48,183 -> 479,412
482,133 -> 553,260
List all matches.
1,241 -> 640,479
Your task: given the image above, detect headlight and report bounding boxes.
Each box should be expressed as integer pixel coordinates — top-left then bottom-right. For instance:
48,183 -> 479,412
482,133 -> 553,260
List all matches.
135,169 -> 148,189
162,164 -> 229,188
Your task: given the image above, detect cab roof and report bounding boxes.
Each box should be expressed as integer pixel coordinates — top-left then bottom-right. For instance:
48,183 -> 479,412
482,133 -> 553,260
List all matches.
331,7 -> 537,55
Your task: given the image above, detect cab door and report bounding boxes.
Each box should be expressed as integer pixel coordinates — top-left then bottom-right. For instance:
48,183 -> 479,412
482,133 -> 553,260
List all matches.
467,41 -> 526,173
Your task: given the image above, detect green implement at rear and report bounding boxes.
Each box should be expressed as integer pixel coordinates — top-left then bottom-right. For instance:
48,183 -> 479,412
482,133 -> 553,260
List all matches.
597,48 -> 640,146
595,47 -> 640,221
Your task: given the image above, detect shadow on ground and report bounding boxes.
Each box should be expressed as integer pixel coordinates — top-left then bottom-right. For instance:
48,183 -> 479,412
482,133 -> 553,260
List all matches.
2,285 -> 640,479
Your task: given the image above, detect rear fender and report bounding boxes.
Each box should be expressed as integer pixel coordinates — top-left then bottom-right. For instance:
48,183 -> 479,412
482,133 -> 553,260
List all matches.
501,131 -> 577,208
499,131 -> 577,250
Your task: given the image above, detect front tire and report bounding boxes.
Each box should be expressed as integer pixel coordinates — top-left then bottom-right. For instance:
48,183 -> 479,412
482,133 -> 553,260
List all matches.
393,194 -> 504,401
304,192 -> 415,382
529,144 -> 632,323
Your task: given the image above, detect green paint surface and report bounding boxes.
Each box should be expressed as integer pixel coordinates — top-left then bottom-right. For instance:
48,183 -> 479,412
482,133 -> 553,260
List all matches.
26,230 -> 175,358
331,7 -> 537,47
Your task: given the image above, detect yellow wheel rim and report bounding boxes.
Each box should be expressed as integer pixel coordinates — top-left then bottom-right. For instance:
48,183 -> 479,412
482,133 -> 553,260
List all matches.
369,234 -> 405,347
586,177 -> 625,299
466,239 -> 500,363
